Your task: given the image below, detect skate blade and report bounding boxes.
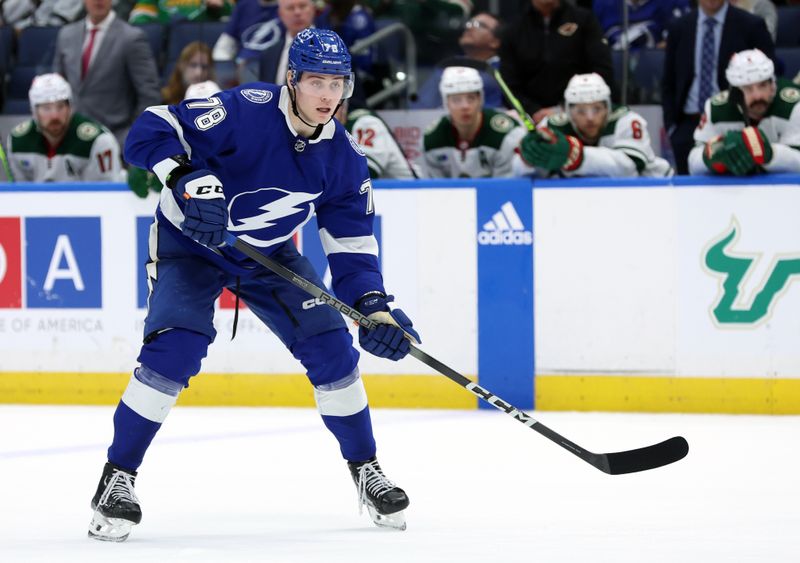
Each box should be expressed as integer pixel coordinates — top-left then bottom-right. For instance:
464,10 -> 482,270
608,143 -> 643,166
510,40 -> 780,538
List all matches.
87,511 -> 135,542
366,505 -> 407,531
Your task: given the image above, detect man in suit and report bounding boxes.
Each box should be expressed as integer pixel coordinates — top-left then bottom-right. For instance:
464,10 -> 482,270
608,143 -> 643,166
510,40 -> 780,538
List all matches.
662,0 -> 774,174
257,0 -> 315,84
53,0 -> 160,148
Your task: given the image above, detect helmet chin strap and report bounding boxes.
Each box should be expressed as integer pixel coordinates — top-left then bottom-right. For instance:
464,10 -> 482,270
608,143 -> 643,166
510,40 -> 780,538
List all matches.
288,84 -> 344,140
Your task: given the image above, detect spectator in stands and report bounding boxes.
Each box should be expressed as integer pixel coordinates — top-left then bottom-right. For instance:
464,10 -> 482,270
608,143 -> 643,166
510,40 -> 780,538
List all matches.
730,0 -> 778,41
518,72 -> 672,177
423,66 -> 526,178
593,0 -> 690,50
316,1 -> 375,75
689,49 -> 800,175
53,0 -> 161,148
335,99 -> 421,178
128,0 -> 233,24
662,0 -> 774,174
500,0 -> 615,125
128,79 -> 221,197
413,11 -> 505,109
212,0 -> 280,63
6,73 -> 122,182
0,0 -> 83,31
161,41 -> 216,105
257,0 -> 316,84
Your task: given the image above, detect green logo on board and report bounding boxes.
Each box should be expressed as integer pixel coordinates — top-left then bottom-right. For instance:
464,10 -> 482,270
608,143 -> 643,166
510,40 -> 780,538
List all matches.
704,219 -> 800,325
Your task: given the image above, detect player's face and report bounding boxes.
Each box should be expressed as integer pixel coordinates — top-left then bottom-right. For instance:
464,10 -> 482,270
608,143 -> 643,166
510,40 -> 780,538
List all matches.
446,92 -> 482,127
35,100 -> 71,140
740,79 -> 776,121
182,52 -> 210,86
569,102 -> 608,141
294,73 -> 346,124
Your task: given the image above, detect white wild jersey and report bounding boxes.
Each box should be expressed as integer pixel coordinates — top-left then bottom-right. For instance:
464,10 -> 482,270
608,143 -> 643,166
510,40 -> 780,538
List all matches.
423,108 -> 526,178
689,79 -> 800,174
7,114 -> 122,182
541,106 -> 672,177
344,109 -> 419,179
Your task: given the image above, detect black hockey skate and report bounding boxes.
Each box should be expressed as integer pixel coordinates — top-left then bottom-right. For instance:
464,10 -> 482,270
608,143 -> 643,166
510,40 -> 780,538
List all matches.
348,457 -> 409,531
88,462 -> 142,542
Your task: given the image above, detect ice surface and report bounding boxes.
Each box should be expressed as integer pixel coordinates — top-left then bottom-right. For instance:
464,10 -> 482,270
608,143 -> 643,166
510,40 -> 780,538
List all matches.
1,405 -> 798,562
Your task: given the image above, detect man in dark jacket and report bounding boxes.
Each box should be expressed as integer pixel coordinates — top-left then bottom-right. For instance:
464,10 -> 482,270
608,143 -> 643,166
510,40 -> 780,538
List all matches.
499,0 -> 615,124
661,0 -> 774,174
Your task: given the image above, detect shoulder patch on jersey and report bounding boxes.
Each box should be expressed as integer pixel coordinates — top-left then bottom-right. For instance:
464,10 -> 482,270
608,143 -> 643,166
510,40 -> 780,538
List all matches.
76,122 -> 101,141
345,130 -> 366,156
711,91 -> 730,106
489,113 -> 514,133
779,86 -> 800,104
240,88 -> 274,104
11,120 -> 33,137
547,112 -> 569,127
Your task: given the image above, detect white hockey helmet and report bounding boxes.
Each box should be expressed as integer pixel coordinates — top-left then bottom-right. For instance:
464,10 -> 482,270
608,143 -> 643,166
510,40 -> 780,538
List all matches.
564,73 -> 611,107
725,49 -> 775,87
29,73 -> 72,113
184,80 -> 222,100
439,66 -> 483,103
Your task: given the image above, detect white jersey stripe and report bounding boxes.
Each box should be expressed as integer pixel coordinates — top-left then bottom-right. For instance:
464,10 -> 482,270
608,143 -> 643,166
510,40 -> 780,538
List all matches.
146,105 -> 193,159
319,228 -> 379,256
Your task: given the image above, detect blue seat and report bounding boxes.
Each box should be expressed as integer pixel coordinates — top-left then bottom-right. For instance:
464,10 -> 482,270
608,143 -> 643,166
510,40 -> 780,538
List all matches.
776,47 -> 800,80
166,21 -> 226,61
3,98 -> 31,114
7,66 -> 38,99
776,7 -> 800,47
0,25 -> 13,76
631,48 -> 665,104
137,23 -> 166,68
17,26 -> 60,68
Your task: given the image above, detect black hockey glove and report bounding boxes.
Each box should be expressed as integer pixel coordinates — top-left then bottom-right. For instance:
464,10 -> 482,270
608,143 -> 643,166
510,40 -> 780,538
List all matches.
172,169 -> 228,248
356,293 -> 420,361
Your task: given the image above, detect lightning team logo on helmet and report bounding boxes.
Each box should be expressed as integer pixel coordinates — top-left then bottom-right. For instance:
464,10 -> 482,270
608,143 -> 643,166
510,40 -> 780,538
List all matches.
288,28 -> 355,99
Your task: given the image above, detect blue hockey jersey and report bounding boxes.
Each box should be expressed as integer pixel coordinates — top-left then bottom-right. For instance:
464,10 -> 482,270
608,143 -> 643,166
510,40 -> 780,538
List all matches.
594,0 -> 689,50
124,83 -> 383,308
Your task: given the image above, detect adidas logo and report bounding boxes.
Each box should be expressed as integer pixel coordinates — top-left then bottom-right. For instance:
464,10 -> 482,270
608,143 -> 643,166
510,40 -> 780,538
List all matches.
477,201 -> 533,246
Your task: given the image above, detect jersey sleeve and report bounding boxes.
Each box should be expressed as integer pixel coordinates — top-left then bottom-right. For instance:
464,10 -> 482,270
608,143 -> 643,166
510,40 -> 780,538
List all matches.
692,99 -> 724,145
6,135 -> 30,182
315,151 -> 385,307
493,125 -> 527,178
610,111 -> 659,173
124,89 -> 239,180
84,131 -> 122,181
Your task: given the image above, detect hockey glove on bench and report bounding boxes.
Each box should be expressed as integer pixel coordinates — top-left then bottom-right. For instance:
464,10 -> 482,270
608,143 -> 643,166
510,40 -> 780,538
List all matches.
356,293 -> 420,361
519,128 -> 584,172
170,168 -> 228,248
703,127 -> 773,176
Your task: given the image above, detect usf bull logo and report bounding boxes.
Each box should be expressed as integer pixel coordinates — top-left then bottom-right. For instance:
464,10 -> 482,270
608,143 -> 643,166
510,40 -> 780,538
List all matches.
704,219 -> 800,326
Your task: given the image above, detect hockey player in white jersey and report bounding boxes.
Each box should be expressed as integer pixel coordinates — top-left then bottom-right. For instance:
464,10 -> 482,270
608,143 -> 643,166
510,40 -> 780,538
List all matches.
88,28 -> 418,541
519,73 -> 672,177
423,66 -> 526,178
335,99 -> 421,179
689,49 -> 800,176
7,73 -> 121,182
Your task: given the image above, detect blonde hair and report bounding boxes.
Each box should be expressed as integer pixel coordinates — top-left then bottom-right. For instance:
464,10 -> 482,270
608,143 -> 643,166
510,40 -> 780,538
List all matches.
161,42 -> 216,105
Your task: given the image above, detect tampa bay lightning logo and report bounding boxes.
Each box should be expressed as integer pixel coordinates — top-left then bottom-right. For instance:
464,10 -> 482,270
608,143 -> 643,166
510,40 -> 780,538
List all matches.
241,18 -> 282,52
241,89 -> 273,104
345,130 -> 365,156
228,187 -> 322,247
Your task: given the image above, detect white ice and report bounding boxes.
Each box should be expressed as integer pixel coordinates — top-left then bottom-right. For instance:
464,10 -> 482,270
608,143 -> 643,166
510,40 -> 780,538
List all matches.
1,405 -> 798,562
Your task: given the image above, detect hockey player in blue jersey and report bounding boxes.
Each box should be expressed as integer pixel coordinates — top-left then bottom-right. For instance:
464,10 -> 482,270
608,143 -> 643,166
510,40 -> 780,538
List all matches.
88,28 -> 419,541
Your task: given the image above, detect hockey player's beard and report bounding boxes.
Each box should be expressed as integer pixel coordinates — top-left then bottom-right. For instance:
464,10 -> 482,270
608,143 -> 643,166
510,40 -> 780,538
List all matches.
747,100 -> 769,121
41,118 -> 68,143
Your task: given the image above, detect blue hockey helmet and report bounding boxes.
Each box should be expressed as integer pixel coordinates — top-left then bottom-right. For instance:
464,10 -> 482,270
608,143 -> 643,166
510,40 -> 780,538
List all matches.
288,28 -> 355,99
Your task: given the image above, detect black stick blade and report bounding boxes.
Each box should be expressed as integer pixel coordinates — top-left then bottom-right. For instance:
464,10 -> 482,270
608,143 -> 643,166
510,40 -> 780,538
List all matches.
603,436 -> 689,475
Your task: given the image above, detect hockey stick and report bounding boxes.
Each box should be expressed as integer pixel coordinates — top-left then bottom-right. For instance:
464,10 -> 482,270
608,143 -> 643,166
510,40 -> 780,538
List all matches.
225,233 -> 689,475
0,137 -> 15,182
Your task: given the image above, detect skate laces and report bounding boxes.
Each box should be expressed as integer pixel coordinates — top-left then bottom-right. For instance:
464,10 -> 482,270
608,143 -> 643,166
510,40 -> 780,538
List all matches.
98,470 -> 139,508
355,460 -> 397,514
